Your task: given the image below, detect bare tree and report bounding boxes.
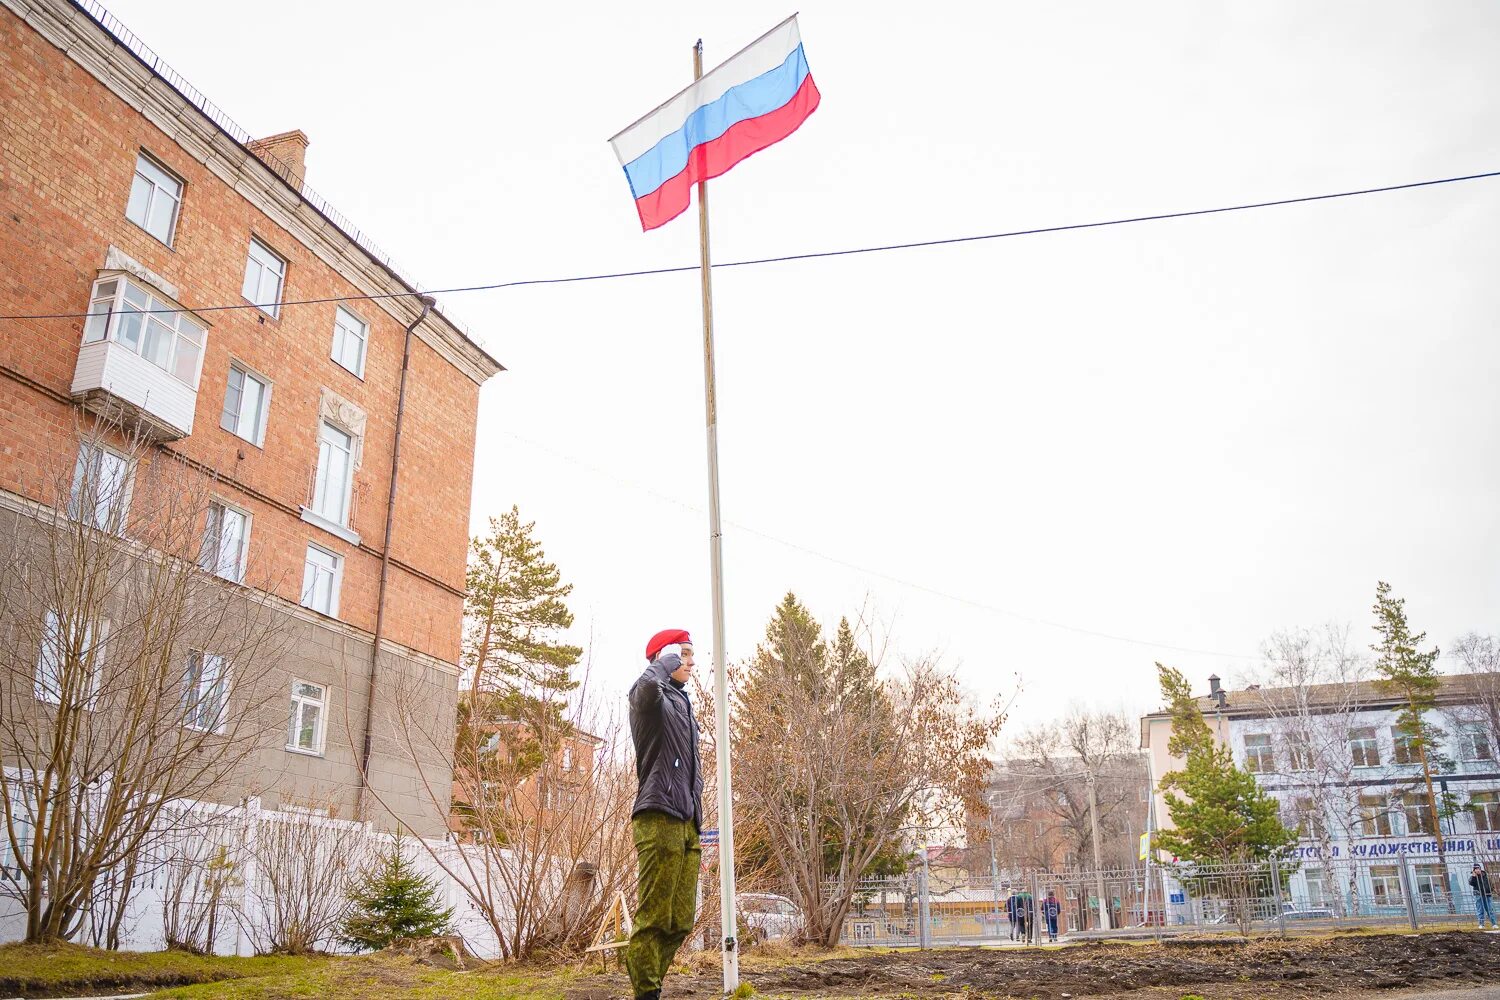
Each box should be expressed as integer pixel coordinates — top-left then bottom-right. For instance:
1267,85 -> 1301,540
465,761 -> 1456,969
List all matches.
237,799 -> 374,954
0,419 -> 290,945
732,598 -> 1001,946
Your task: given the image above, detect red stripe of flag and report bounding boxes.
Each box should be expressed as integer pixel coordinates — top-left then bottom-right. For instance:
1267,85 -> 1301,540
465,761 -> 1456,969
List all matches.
634,73 -> 821,231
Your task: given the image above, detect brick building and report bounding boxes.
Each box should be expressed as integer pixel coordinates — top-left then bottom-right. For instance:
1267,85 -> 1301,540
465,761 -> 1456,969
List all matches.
0,0 -> 502,837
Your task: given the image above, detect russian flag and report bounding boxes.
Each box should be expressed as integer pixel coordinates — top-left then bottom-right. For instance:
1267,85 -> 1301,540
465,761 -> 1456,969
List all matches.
611,16 -> 820,232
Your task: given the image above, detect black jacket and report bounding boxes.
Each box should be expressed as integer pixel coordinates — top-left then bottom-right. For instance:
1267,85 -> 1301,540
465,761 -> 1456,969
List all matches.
1473,870 -> 1493,898
629,654 -> 703,830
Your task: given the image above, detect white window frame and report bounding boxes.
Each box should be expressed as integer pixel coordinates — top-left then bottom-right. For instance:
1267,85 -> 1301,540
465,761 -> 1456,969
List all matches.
182,651 -> 230,734
1471,791 -> 1500,833
1402,793 -> 1438,836
311,421 -> 356,527
220,362 -> 272,447
331,306 -> 369,379
1391,727 -> 1420,765
1359,795 -> 1395,837
1242,733 -> 1274,774
70,442 -> 133,534
300,543 -> 342,617
1459,724 -> 1495,763
241,238 -> 285,318
1369,865 -> 1403,905
200,500 -> 251,584
35,609 -> 107,707
1350,727 -> 1381,768
81,275 -> 207,387
125,151 -> 183,246
286,679 -> 327,755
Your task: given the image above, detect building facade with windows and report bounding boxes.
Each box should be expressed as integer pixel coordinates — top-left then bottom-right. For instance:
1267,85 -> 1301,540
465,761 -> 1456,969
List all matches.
0,0 -> 501,846
1141,673 -> 1500,910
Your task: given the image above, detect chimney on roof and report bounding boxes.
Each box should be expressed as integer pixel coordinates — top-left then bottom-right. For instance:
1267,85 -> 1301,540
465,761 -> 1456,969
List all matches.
1208,674 -> 1227,709
247,130 -> 310,191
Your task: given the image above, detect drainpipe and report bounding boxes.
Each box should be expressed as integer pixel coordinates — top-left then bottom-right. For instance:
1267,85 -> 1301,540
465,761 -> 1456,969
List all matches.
355,294 -> 434,818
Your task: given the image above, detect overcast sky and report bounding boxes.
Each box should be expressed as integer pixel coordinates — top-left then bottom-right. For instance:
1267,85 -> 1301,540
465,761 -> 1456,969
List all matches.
104,0 -> 1500,728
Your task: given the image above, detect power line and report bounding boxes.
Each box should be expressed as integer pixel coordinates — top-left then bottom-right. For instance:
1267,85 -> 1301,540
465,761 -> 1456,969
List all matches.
4,168 -> 1497,322
503,431 -> 1259,661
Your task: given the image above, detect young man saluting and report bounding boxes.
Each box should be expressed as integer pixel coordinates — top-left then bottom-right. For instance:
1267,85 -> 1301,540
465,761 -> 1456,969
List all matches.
626,629 -> 703,1000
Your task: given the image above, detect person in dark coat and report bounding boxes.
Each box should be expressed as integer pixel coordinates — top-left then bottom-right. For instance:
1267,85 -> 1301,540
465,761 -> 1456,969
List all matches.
1005,890 -> 1020,941
1472,864 -> 1497,929
1041,890 -> 1062,942
626,629 -> 704,1000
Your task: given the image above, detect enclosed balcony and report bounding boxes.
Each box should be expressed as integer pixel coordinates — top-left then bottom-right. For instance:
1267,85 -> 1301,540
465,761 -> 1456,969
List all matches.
71,273 -> 207,440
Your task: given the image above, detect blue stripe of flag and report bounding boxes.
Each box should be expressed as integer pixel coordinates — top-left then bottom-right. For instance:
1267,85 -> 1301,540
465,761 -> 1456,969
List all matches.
624,45 -> 810,198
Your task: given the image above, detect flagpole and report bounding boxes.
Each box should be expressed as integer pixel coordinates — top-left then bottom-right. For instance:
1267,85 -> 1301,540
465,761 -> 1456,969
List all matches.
694,37 -> 740,998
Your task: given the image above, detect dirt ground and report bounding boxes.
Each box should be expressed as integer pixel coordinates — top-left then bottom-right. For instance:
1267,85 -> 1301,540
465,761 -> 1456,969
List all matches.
568,932 -> 1500,1000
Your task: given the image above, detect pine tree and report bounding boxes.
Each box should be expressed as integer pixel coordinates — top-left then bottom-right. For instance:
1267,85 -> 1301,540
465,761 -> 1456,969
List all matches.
340,836 -> 454,952
1153,663 -> 1297,869
1371,581 -> 1456,887
460,506 -> 581,778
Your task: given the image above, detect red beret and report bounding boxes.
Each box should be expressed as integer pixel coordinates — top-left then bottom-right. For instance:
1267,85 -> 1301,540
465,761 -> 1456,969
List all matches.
646,628 -> 692,662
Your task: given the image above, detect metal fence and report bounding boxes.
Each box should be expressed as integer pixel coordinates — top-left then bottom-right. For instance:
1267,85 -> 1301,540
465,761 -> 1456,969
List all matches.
736,852 -> 1499,949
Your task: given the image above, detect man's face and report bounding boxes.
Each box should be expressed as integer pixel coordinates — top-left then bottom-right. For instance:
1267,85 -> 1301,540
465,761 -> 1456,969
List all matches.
671,645 -> 695,683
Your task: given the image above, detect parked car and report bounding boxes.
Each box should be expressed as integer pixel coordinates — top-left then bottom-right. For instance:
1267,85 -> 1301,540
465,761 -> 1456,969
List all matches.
740,892 -> 802,943
1282,906 -> 1335,920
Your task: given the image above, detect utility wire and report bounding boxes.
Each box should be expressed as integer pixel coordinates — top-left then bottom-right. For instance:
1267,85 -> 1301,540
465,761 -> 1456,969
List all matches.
3,168 -> 1497,322
503,430 -> 1259,661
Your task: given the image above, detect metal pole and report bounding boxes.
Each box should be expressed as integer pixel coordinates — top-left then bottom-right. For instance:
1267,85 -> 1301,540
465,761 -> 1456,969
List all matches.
918,850 -> 932,949
692,40 -> 738,995
1397,851 -> 1419,931
1087,770 -> 1110,930
1271,859 -> 1288,937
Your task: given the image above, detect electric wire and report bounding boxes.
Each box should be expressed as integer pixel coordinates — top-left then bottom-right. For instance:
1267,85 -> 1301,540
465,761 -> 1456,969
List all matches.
3,168 -> 1497,322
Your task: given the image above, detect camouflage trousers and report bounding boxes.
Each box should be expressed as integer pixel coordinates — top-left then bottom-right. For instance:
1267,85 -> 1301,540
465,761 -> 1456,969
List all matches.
626,811 -> 700,997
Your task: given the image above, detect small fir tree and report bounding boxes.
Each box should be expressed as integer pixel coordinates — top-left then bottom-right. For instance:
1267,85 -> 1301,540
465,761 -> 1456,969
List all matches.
340,836 -> 454,952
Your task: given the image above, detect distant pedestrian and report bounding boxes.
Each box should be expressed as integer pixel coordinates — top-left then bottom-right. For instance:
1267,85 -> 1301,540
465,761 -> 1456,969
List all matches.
626,630 -> 703,1000
1472,864 -> 1497,929
1017,890 -> 1033,943
1005,890 -> 1020,941
1042,891 -> 1062,942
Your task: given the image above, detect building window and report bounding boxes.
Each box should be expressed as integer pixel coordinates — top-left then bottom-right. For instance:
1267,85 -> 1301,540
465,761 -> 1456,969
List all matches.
1243,733 -> 1275,773
182,651 -> 229,733
35,610 -> 105,706
1459,724 -> 1495,763
220,364 -> 271,447
301,544 -> 341,616
1359,794 -> 1395,837
1290,797 -> 1326,840
0,785 -> 32,879
200,501 -> 250,583
1302,867 -> 1327,906
562,745 -> 574,772
1350,727 -> 1381,768
1402,793 -> 1438,836
1391,728 -> 1420,765
81,276 -> 205,386
1413,864 -> 1450,905
125,152 -> 183,245
1471,792 -> 1500,833
70,443 -> 133,534
241,238 -> 285,317
331,306 -> 368,378
286,680 -> 327,754
1287,737 -> 1315,772
1369,865 -> 1403,906
312,422 -> 355,526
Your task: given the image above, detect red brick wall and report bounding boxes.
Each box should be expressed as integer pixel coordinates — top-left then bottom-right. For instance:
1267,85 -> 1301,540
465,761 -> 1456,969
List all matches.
0,6 -> 479,664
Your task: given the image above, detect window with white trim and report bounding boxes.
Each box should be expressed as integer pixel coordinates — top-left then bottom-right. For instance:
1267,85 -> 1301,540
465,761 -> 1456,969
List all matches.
35,609 -> 106,706
220,363 -> 271,447
1369,865 -> 1403,905
1243,733 -> 1274,773
1402,793 -> 1438,835
1391,727 -> 1420,765
81,275 -> 206,386
1459,723 -> 1495,763
125,152 -> 183,245
1472,791 -> 1500,833
200,501 -> 250,583
0,785 -> 31,879
1350,727 -> 1381,768
312,421 -> 355,526
1359,794 -> 1396,837
70,443 -> 132,534
287,680 -> 327,754
182,651 -> 229,733
331,306 -> 368,378
301,544 -> 341,616
241,238 -> 285,317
